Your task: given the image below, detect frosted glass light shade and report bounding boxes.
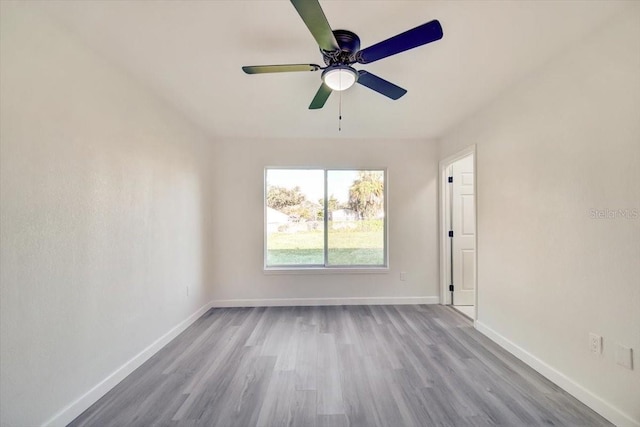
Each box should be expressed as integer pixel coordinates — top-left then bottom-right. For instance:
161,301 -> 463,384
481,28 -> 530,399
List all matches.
322,67 -> 357,91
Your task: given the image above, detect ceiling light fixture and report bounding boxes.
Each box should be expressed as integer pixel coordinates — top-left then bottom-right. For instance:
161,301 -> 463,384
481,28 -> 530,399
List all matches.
322,66 -> 357,91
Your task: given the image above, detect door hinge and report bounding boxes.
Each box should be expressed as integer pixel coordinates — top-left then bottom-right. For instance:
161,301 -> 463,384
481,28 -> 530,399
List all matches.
448,176 -> 453,183
448,230 -> 454,237
449,285 -> 454,292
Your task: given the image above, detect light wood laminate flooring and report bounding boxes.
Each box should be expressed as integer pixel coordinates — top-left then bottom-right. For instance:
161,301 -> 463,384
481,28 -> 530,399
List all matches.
70,305 -> 611,426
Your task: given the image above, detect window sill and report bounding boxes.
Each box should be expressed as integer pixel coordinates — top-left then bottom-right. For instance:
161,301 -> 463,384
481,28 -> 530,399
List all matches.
263,267 -> 389,275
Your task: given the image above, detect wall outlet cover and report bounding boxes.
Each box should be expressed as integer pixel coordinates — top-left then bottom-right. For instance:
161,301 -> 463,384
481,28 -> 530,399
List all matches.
615,344 -> 633,370
589,333 -> 603,355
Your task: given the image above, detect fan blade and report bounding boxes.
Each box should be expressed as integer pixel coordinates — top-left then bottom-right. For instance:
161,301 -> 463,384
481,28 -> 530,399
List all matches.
356,20 -> 443,64
357,70 -> 407,100
309,83 -> 332,109
290,0 -> 339,52
242,64 -> 321,74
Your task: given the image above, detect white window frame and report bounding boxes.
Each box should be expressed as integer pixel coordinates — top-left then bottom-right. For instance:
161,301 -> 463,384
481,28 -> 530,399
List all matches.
264,167 -> 389,272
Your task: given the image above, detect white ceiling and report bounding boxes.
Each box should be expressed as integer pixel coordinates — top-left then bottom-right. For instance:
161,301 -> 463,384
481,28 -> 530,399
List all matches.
39,0 -> 629,140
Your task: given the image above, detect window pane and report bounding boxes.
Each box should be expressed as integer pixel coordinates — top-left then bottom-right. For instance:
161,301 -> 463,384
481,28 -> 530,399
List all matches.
265,169 -> 324,266
327,170 -> 385,266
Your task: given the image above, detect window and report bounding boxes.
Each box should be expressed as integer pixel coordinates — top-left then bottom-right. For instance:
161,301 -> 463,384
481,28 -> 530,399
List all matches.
265,168 -> 387,269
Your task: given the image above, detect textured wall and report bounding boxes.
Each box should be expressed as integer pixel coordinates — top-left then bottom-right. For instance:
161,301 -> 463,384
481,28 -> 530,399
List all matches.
211,137 -> 439,303
0,4 -> 214,426
439,7 -> 640,425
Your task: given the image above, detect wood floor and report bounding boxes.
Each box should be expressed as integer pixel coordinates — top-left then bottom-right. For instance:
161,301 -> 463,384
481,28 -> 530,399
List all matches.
70,305 -> 611,427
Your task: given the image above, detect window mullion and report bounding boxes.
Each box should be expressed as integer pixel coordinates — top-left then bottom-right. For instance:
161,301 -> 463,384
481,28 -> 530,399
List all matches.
323,169 -> 329,267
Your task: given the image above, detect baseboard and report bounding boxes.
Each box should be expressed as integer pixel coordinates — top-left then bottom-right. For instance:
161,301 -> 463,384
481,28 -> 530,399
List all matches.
475,321 -> 640,427
43,301 -> 214,427
212,296 -> 439,308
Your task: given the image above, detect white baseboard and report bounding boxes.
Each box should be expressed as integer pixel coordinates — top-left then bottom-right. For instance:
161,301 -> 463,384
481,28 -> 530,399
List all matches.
475,321 -> 640,427
43,301 -> 214,427
212,296 -> 439,308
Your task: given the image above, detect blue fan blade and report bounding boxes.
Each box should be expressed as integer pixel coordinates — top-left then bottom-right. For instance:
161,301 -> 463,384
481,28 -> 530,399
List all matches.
357,71 -> 407,100
309,83 -> 332,109
357,20 -> 443,64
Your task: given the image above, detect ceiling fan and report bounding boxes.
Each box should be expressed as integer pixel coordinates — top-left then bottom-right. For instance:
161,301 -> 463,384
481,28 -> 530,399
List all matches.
242,0 -> 443,109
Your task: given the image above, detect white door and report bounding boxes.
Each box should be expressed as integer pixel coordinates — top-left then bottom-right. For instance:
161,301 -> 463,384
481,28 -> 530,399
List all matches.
451,154 -> 475,306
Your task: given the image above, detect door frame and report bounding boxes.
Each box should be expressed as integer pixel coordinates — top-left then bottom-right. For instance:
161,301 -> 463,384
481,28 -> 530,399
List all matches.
439,145 -> 477,317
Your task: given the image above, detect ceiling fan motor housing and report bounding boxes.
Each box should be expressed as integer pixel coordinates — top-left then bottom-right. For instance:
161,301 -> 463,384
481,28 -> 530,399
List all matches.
321,30 -> 361,65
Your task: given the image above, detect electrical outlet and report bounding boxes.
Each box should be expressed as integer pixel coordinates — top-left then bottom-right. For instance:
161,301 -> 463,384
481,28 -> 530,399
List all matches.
400,271 -> 407,281
589,333 -> 602,355
615,344 -> 633,370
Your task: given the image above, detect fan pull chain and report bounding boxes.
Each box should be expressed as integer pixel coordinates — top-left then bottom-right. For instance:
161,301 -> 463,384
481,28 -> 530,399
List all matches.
339,89 -> 342,132
336,71 -> 342,131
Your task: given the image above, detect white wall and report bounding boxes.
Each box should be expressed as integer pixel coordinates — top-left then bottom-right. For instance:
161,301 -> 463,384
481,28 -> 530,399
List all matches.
0,4 -> 214,426
439,7 -> 640,426
211,138 -> 439,305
